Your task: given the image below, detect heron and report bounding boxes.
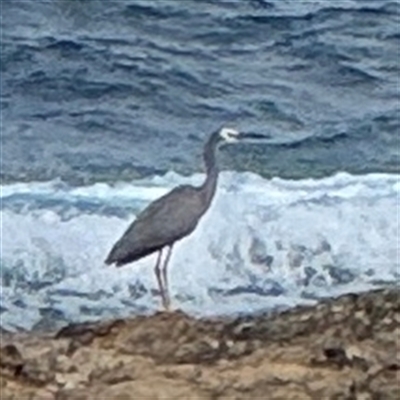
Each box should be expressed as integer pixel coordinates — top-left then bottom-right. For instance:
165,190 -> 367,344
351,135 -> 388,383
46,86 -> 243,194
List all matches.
105,127 -> 269,310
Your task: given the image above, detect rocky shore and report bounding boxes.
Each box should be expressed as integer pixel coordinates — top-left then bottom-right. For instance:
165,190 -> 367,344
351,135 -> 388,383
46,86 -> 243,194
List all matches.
1,288 -> 399,399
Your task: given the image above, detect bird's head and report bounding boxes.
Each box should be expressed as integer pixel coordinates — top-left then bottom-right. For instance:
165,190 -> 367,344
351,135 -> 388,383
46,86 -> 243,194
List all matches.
218,126 -> 270,144
219,127 -> 240,143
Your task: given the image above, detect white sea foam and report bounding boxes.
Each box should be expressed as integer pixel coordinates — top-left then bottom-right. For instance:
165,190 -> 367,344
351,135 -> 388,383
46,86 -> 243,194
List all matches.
1,171 -> 399,331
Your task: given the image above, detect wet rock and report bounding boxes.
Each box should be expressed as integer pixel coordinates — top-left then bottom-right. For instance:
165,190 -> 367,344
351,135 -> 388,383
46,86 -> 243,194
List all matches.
0,344 -> 23,377
89,364 -> 135,385
20,351 -> 57,386
0,288 -> 398,399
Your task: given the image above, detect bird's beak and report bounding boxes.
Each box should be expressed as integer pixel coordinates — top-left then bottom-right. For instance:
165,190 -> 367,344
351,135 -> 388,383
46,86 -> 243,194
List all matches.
238,132 -> 271,140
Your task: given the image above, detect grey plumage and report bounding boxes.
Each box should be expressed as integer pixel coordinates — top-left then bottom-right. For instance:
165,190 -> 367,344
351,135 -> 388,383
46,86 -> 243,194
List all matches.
105,127 -> 269,309
105,185 -> 210,266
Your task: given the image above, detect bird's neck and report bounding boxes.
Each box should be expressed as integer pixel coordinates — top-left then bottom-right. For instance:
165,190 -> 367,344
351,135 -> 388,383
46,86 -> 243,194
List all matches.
201,132 -> 220,208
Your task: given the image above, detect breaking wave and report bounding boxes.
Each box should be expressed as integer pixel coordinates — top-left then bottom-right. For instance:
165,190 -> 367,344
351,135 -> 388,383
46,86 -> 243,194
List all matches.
1,171 -> 399,331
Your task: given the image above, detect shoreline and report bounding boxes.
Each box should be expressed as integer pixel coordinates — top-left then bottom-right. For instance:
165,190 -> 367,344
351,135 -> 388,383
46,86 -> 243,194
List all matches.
1,287 -> 399,399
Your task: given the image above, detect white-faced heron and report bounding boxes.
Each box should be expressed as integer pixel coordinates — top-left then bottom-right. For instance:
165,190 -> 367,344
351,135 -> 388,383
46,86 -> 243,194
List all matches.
105,127 -> 269,309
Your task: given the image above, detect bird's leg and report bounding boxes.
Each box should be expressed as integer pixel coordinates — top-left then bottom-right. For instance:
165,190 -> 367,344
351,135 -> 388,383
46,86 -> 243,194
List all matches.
154,249 -> 168,309
161,244 -> 174,310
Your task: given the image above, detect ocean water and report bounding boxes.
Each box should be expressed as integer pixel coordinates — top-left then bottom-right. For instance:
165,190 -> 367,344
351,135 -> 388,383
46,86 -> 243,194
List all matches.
1,0 -> 399,332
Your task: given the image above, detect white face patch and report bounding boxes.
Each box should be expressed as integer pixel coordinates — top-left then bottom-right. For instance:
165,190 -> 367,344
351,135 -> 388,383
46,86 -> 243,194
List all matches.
219,127 -> 240,143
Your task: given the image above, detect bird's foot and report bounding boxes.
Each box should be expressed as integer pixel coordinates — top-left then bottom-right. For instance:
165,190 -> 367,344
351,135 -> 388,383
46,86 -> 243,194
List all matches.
162,300 -> 173,313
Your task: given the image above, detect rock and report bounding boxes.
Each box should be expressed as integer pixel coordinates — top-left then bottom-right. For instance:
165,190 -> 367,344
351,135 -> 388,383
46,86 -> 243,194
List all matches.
0,288 -> 398,399
0,344 -> 23,376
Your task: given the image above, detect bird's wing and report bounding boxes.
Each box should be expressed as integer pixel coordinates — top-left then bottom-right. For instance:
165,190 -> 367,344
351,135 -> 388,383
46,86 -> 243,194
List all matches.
117,185 -> 204,253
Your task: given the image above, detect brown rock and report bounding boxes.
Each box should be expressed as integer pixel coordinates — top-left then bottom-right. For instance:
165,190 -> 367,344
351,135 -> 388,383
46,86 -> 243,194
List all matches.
0,288 -> 398,399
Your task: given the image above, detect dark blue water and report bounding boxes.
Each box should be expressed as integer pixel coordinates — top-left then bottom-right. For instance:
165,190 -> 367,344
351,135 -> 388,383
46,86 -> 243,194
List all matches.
2,0 -> 399,184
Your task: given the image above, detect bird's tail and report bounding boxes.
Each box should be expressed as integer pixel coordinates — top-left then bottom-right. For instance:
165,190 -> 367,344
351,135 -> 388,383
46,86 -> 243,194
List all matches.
104,253 -> 115,266
104,238 -> 132,267
104,243 -> 119,266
